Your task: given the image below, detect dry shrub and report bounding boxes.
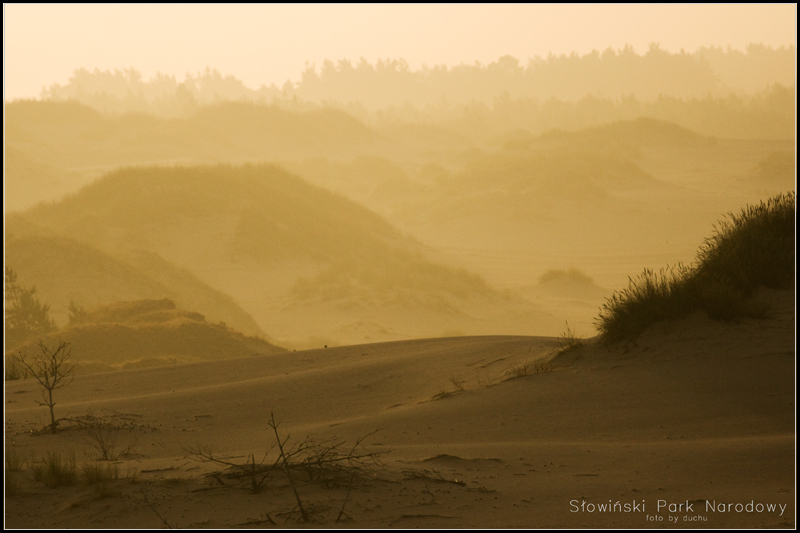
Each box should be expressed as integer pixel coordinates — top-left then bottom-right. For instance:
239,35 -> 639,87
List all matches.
185,412 -> 386,523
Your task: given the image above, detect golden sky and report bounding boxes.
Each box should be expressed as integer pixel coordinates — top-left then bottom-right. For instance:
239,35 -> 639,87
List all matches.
3,4 -> 796,100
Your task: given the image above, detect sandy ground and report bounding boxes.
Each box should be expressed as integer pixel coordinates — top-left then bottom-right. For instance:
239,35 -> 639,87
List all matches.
4,288 -> 794,528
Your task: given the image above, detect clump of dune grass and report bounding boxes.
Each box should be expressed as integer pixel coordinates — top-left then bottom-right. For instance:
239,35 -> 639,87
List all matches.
695,192 -> 795,292
596,192 -> 795,344
505,358 -> 552,380
557,321 -> 584,353
6,472 -> 21,497
5,447 -> 26,472
81,461 -> 120,484
31,451 -> 78,487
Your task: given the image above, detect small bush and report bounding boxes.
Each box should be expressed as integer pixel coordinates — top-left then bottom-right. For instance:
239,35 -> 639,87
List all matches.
185,413 -> 385,504
596,192 -> 795,344
70,410 -> 140,460
83,421 -> 136,461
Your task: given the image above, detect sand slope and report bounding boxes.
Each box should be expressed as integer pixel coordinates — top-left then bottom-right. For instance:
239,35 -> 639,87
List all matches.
4,288 -> 794,528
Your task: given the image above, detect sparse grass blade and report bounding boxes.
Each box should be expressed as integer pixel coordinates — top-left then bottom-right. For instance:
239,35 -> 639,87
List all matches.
31,451 -> 78,487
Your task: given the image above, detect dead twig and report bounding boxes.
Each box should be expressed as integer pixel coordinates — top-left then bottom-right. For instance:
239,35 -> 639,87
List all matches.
269,412 -> 309,523
182,443 -> 277,494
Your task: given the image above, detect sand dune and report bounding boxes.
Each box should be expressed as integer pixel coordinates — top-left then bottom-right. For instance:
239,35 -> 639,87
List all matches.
16,163 -> 560,347
5,228 -> 266,338
5,288 -> 793,528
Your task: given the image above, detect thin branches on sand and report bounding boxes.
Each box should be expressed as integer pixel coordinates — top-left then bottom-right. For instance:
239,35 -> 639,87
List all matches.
61,410 -> 145,460
269,412 -> 309,522
184,412 -> 387,523
182,442 -> 277,495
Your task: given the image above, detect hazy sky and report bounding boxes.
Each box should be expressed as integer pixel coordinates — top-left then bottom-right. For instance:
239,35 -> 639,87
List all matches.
4,4 -> 796,100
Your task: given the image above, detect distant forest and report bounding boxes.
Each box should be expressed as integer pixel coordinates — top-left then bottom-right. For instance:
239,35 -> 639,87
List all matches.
32,44 -> 796,139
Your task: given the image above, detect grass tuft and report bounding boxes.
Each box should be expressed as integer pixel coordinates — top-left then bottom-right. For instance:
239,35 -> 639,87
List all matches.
596,192 -> 795,344
557,321 -> 584,353
31,451 -> 78,487
6,472 -> 21,497
5,447 -> 26,472
506,358 -> 552,380
82,461 -> 120,484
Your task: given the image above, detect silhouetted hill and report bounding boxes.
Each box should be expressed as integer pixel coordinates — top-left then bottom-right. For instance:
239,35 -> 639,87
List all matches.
527,268 -> 611,301
4,100 -> 378,172
403,121 -> 668,241
25,164 -> 408,264
4,147 -> 88,212
5,215 -> 267,337
10,299 -> 285,373
748,151 -> 795,190
535,117 -> 714,150
19,164 -> 551,346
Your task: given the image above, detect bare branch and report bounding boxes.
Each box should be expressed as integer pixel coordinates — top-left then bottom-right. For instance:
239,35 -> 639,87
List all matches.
14,341 -> 77,433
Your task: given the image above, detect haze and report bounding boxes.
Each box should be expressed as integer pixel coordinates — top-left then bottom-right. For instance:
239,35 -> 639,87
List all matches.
4,4 -> 796,529
4,4 -> 796,100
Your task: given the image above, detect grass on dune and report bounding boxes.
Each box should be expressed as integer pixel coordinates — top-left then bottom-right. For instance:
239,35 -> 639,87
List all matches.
596,191 -> 795,345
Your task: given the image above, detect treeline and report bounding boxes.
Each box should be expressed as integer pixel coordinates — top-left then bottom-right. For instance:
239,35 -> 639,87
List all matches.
37,44 -> 795,117
294,44 -> 795,108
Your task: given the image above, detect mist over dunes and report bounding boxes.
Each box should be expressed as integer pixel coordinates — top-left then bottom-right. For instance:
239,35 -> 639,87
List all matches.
15,164 -> 556,347
5,219 -> 266,338
9,299 -> 284,374
4,100 -> 378,178
3,12 -> 796,527
5,92 -> 794,344
36,45 -> 796,113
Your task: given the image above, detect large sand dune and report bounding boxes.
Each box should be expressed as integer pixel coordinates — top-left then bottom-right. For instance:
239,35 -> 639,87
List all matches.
5,288 -> 793,528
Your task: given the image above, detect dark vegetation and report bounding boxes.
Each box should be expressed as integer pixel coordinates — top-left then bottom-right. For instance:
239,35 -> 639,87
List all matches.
5,266 -> 56,350
5,223 -> 266,336
596,192 -> 795,344
11,299 -> 285,374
